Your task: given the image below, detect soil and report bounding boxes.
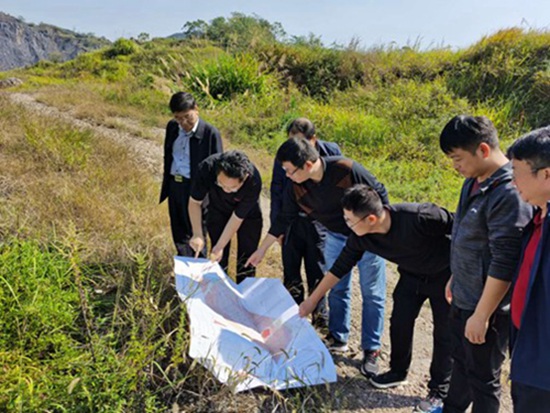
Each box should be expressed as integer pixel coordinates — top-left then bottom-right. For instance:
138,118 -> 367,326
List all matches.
4,92 -> 512,412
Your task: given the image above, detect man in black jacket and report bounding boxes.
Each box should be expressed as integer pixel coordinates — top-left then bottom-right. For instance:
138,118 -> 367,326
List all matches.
439,115 -> 531,413
159,92 -> 223,256
299,184 -> 454,413
270,118 -> 341,328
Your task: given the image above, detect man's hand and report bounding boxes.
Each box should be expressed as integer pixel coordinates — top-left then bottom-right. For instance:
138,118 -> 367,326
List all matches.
189,235 -> 205,258
210,245 -> 223,262
465,312 -> 489,344
277,235 -> 284,246
299,297 -> 317,318
245,248 -> 265,267
445,275 -> 453,304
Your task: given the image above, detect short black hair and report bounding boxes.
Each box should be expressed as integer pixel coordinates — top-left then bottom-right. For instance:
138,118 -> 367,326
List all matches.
341,184 -> 384,217
440,115 -> 499,154
216,150 -> 254,181
276,137 -> 319,167
287,118 -> 316,140
507,126 -> 550,172
169,92 -> 197,113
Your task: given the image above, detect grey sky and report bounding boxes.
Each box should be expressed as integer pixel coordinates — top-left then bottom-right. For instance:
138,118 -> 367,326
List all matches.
1,0 -> 548,49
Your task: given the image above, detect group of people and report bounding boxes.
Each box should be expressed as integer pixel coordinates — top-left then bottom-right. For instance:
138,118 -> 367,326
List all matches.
160,91 -> 550,413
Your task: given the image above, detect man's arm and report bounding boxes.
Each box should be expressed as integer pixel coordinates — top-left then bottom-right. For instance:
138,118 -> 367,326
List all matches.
351,161 -> 389,204
417,203 -> 454,237
188,197 -> 205,257
465,187 -> 532,344
245,233 -> 279,267
270,160 -> 285,226
210,126 -> 223,154
210,213 -> 243,262
299,272 -> 341,317
465,277 -> 510,344
300,236 -> 363,317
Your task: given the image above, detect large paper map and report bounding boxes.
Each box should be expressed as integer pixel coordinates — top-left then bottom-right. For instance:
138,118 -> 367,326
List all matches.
174,256 -> 337,392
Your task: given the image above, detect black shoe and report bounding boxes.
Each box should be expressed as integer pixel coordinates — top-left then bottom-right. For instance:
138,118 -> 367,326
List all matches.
369,370 -> 408,388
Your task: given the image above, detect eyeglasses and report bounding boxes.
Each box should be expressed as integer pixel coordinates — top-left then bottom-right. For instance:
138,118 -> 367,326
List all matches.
284,165 -> 301,177
344,214 -> 368,229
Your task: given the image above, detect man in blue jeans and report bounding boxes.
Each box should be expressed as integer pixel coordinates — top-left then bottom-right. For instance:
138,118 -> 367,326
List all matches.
247,137 -> 387,377
270,118 -> 342,329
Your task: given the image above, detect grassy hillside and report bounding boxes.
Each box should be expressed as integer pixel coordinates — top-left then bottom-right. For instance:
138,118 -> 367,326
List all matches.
1,16 -> 549,411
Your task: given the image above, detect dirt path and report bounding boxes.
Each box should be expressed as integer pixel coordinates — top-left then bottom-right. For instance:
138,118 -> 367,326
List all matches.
5,92 -> 512,412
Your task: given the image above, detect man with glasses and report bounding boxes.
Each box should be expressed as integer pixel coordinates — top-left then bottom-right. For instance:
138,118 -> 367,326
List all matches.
507,127 -> 550,413
189,150 -> 262,283
159,92 -> 223,256
247,137 -> 387,378
300,184 -> 455,413
270,118 -> 342,331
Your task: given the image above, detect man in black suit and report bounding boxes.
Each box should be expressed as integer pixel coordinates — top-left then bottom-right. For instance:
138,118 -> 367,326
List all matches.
159,92 -> 223,256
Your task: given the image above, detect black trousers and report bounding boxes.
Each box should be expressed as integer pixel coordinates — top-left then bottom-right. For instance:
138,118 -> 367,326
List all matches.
390,270 -> 453,398
282,216 -> 328,320
512,382 -> 550,413
443,305 -> 509,413
207,210 -> 262,284
168,179 -> 193,256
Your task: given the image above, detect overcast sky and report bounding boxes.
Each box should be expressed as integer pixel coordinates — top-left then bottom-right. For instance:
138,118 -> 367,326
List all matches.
2,0 -> 548,49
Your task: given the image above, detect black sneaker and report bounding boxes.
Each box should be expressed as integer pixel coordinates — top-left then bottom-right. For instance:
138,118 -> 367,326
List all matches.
324,333 -> 349,354
369,370 -> 408,388
360,349 -> 381,377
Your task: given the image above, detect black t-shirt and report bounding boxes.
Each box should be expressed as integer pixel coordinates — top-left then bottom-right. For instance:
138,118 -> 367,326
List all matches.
191,154 -> 262,219
269,157 -> 388,237
330,203 -> 453,278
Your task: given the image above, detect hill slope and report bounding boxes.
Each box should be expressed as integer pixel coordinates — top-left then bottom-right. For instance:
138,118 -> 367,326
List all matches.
0,12 -> 110,70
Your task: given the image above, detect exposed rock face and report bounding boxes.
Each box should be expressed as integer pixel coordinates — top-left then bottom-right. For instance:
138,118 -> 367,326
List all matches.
0,12 -> 110,71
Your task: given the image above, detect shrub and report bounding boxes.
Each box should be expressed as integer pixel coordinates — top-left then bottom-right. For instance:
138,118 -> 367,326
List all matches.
184,54 -> 271,101
104,38 -> 141,59
447,28 -> 550,127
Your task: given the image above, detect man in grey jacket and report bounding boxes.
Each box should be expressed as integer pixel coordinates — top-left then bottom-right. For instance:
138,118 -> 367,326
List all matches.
439,115 -> 532,413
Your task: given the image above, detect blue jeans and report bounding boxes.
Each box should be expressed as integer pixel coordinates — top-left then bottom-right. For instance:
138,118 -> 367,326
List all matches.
324,231 -> 386,350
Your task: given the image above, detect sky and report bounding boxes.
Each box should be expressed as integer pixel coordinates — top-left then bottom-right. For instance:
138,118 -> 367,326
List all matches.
1,0 -> 549,49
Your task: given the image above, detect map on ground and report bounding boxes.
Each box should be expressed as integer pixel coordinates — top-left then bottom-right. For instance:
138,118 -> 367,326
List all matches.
174,256 -> 337,392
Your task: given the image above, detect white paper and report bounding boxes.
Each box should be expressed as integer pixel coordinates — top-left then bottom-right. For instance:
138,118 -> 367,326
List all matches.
174,256 -> 337,392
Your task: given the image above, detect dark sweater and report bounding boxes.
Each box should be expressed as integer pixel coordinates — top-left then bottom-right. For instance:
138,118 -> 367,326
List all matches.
330,203 -> 453,279
270,139 -> 342,226
269,157 -> 388,237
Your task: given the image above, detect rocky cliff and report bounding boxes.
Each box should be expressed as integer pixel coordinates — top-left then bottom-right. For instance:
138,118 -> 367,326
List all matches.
0,12 -> 110,71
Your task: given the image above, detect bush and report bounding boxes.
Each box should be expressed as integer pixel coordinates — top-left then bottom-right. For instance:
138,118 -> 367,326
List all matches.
256,43 -> 364,99
185,54 -> 272,101
104,38 -> 140,59
447,28 -> 550,127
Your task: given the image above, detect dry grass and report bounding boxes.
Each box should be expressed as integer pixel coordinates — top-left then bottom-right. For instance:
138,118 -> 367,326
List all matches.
0,95 -> 172,265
